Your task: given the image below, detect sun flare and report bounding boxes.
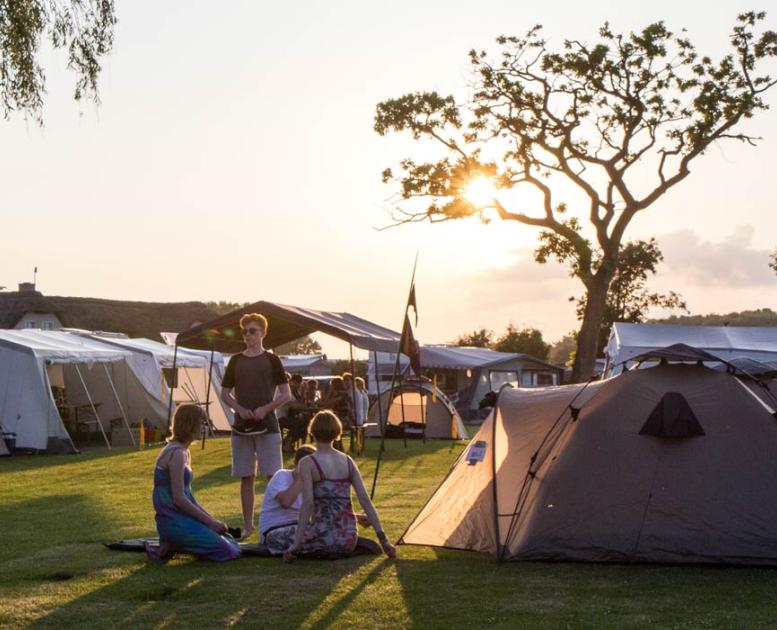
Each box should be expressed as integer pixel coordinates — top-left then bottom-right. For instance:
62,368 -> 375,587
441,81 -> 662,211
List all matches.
464,176 -> 498,207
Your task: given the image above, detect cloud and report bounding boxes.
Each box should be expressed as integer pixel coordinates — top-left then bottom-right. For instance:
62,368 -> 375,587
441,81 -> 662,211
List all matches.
658,226 -> 775,288
467,250 -> 579,306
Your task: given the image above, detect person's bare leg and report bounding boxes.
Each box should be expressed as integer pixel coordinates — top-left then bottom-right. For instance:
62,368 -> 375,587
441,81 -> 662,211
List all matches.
241,475 -> 255,538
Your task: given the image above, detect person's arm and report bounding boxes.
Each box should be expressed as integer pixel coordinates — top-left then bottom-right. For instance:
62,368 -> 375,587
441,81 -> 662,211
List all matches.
168,450 -> 227,533
349,457 -> 396,557
254,382 -> 293,419
283,459 -> 315,561
221,386 -> 254,420
277,476 -> 303,509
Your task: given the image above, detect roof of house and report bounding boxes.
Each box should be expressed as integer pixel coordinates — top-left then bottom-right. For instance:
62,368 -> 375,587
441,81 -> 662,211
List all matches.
0,291 -> 219,341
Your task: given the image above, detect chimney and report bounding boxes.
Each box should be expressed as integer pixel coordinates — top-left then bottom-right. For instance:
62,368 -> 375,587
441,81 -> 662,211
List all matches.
18,282 -> 36,293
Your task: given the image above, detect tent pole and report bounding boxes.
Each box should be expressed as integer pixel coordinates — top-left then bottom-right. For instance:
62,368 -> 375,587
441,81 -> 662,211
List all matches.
202,349 -> 215,450
419,375 -> 427,443
74,364 -> 111,449
166,343 -> 179,435
102,363 -> 136,448
371,351 -> 384,447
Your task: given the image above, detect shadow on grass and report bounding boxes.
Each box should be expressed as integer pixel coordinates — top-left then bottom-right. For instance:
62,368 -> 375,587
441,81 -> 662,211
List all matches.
27,552 -> 389,628
0,493 -> 111,565
0,446 -> 144,475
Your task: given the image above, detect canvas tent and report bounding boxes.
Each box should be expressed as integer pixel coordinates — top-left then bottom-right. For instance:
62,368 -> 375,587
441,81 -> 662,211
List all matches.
369,346 -> 563,420
401,346 -> 777,565
365,381 -> 468,440
75,334 -> 233,431
605,322 -> 777,375
0,330 -> 169,453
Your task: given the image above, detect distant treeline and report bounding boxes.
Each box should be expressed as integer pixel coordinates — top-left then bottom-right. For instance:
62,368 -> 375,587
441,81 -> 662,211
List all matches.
651,308 -> 777,328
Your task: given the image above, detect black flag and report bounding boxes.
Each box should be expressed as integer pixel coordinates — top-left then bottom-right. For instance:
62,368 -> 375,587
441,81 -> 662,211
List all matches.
400,313 -> 421,376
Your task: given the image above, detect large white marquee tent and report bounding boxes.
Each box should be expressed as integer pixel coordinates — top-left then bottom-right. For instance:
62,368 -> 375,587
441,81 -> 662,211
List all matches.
76,333 -> 233,431
605,323 -> 777,375
0,330 -> 169,453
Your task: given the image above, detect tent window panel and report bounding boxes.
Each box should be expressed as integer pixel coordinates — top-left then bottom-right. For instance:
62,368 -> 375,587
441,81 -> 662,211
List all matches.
520,371 -> 537,387
537,372 -> 555,386
490,371 -> 518,391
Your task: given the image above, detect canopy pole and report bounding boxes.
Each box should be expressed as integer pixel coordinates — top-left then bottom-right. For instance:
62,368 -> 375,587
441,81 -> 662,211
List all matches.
102,363 -> 136,448
74,364 -> 111,449
399,376 -> 408,449
348,343 -> 359,454
202,349 -> 215,450
166,343 -> 179,434
371,351 -> 384,444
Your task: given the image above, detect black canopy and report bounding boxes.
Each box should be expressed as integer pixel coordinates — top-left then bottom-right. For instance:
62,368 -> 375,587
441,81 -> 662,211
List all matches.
176,301 -> 402,354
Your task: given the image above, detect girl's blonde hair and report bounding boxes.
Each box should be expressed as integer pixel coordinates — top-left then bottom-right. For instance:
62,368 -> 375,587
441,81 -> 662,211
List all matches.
308,410 -> 342,442
168,404 -> 205,444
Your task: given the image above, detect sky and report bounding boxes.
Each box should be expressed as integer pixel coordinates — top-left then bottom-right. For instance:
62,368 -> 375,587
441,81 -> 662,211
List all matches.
1,0 -> 776,358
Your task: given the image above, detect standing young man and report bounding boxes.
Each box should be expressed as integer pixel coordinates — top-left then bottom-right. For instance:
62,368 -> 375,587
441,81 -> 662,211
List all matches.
221,313 -> 292,539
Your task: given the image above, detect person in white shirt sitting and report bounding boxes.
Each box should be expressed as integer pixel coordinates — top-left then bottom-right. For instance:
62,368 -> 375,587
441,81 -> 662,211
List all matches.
259,445 -> 316,555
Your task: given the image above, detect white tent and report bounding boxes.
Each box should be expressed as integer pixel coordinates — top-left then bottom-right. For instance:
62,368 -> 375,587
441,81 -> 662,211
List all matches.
0,330 -> 169,453
605,323 -> 777,375
79,334 -> 233,431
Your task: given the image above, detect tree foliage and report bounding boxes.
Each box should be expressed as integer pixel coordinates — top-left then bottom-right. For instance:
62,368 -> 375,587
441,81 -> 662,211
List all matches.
0,0 -> 116,123
653,307 -> 777,327
548,333 -> 576,366
493,324 -> 551,359
770,249 -> 777,274
453,323 -> 551,360
375,12 -> 777,381
274,336 -> 323,356
452,328 -> 493,348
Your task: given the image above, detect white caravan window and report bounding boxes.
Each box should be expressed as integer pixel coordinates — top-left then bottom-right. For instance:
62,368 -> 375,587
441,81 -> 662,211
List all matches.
489,370 -> 519,390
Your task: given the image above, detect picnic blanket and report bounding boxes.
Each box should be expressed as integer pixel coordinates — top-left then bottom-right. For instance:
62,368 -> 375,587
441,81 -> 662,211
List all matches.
105,536 -> 381,559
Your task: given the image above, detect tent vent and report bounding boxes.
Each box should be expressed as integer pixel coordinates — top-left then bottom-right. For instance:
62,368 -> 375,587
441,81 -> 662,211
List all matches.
639,392 -> 705,438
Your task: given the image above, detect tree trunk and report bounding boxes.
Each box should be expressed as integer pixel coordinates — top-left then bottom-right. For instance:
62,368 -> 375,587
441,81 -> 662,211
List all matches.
571,271 -> 612,383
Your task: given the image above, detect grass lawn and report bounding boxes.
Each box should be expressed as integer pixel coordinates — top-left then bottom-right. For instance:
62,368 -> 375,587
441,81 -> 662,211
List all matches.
2,437 -> 777,629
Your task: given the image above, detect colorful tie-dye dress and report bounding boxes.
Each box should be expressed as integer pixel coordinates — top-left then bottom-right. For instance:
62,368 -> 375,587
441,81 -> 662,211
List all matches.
152,459 -> 241,561
295,455 -> 358,555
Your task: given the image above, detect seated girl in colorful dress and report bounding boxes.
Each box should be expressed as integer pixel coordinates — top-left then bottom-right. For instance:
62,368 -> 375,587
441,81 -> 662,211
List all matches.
283,410 -> 396,561
145,404 -> 241,563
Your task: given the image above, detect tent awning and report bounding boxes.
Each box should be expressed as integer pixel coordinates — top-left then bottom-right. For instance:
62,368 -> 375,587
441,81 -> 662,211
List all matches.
176,301 -> 401,354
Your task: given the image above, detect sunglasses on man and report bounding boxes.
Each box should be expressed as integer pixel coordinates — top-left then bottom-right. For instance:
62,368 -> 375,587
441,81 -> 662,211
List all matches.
241,327 -> 262,336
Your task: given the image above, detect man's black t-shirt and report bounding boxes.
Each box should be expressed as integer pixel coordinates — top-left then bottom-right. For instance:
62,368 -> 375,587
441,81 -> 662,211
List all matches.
222,351 -> 288,433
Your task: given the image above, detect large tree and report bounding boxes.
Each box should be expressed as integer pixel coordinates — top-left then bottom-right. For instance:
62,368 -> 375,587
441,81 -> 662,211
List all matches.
375,12 -> 777,381
537,236 -> 687,354
0,0 -> 116,123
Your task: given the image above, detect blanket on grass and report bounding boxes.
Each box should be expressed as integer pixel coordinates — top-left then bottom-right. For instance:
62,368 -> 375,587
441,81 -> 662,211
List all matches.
104,536 -> 381,559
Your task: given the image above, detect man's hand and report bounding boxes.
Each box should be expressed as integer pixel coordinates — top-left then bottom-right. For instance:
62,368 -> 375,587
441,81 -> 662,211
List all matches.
238,407 -> 255,419
252,404 -> 269,420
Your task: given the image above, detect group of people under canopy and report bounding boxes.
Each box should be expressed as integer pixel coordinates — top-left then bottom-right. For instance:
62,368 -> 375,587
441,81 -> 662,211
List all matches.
144,312 -> 395,563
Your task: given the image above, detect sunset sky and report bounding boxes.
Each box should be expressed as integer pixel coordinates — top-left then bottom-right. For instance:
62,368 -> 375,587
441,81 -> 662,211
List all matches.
2,0 -> 776,357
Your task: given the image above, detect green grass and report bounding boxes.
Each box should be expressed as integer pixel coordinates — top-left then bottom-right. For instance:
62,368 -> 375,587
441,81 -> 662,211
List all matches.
2,438 -> 777,629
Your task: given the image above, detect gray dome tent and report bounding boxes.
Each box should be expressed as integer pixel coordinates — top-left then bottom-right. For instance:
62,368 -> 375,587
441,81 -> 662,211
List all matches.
401,346 -> 777,565
366,380 -> 467,440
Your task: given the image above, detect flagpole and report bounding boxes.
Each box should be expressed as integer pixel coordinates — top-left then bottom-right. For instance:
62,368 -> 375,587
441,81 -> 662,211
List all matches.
371,254 -> 419,499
